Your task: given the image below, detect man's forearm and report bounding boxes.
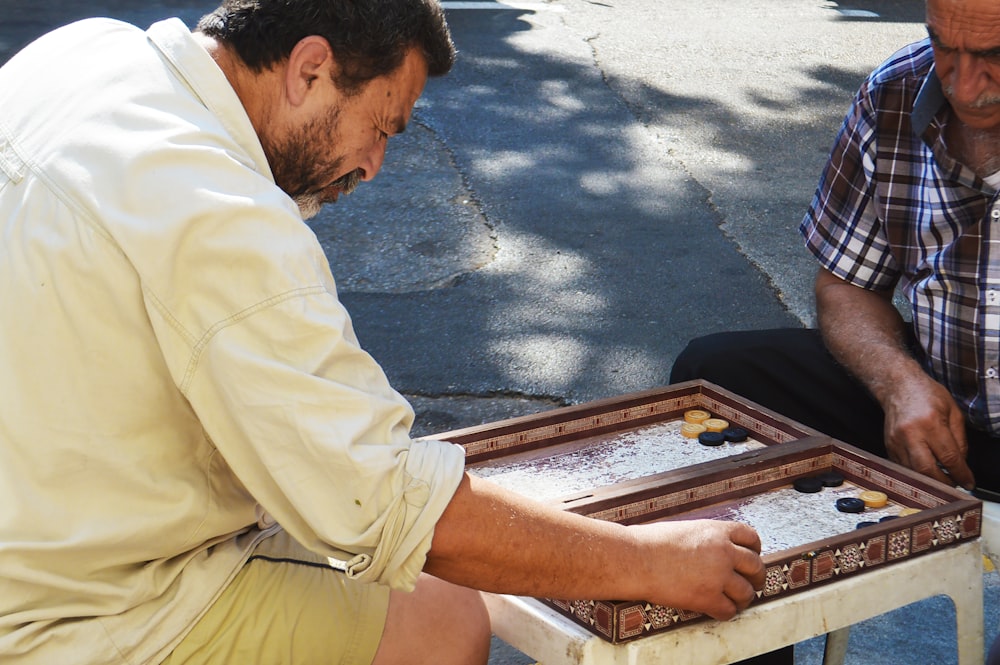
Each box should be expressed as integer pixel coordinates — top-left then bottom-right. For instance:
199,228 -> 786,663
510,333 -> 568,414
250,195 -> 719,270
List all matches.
424,473 -> 642,600
424,473 -> 766,621
813,267 -> 974,488
814,268 -> 922,405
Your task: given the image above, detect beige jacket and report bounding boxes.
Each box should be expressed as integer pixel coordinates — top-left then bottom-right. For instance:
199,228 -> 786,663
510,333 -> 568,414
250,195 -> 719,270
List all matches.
0,17 -> 465,664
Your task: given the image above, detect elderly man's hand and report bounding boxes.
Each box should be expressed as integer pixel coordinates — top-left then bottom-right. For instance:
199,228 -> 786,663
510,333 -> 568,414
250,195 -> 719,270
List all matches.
882,370 -> 974,490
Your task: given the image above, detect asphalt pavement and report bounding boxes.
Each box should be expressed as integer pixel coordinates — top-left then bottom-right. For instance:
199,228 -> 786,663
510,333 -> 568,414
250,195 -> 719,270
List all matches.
2,0 -> 996,663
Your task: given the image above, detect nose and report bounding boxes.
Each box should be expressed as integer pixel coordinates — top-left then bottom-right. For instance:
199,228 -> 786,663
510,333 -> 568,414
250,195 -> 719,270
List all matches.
948,52 -> 988,107
358,142 -> 387,182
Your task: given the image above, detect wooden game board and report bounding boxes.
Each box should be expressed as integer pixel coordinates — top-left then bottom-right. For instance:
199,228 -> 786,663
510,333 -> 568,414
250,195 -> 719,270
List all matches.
424,381 -> 982,643
431,380 -> 821,503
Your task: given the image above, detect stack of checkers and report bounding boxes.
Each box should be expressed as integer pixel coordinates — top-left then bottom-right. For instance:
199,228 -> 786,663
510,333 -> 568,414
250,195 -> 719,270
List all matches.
680,409 -> 749,447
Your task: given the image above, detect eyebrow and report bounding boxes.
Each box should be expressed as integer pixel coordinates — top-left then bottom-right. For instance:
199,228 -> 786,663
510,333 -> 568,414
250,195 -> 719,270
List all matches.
927,25 -> 1000,59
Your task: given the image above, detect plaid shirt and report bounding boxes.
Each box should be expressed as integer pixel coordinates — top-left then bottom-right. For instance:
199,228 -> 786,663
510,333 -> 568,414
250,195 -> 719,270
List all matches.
801,38 -> 1000,435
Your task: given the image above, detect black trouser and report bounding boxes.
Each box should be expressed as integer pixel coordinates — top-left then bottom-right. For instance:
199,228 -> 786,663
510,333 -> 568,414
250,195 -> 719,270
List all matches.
670,328 -> 1000,494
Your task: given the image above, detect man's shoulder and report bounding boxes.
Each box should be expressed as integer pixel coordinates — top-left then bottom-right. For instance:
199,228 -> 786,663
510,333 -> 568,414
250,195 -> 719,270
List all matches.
866,38 -> 934,90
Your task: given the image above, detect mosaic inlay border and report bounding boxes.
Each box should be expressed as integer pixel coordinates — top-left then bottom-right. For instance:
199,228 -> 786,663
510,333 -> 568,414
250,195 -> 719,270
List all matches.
457,388 -> 809,459
542,506 -> 982,643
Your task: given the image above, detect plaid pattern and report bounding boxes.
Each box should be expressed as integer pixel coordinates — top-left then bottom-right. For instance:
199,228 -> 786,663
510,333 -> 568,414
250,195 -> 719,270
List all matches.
801,38 -> 1000,434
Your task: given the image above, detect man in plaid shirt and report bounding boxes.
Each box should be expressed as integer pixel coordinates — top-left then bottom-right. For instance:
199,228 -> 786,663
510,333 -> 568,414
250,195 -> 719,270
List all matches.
675,0 -> 1000,498
673,0 -> 1000,659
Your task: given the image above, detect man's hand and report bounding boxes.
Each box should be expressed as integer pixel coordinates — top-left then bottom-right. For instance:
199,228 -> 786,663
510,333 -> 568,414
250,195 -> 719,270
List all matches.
814,268 -> 974,489
428,474 -> 765,621
632,519 -> 765,620
881,369 -> 973,489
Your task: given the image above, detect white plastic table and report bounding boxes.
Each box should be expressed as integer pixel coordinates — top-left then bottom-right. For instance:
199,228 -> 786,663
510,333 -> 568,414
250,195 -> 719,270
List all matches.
484,538 -> 984,665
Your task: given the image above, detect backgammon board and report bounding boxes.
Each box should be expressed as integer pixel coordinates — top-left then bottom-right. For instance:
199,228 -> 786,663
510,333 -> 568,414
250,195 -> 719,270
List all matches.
422,380 -> 982,643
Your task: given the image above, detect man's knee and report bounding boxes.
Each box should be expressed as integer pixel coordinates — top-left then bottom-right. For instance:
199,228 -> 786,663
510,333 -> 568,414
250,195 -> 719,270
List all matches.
670,328 -> 800,387
373,574 -> 490,665
671,329 -> 781,385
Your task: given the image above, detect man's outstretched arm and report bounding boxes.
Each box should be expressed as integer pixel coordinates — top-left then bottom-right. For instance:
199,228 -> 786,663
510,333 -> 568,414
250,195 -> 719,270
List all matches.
426,472 -> 766,621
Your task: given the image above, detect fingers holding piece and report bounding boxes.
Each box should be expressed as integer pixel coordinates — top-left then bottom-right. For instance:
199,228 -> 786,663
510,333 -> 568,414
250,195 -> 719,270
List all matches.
732,537 -> 766,591
700,543 -> 763,620
704,594 -> 740,622
902,439 -> 957,486
933,408 -> 975,489
728,519 -> 763,555
891,426 -> 974,489
882,376 -> 975,489
723,569 -> 759,612
637,519 -> 766,621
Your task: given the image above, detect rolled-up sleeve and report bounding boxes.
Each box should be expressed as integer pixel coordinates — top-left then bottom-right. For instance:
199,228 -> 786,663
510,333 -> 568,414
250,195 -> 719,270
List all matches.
175,279 -> 466,592
800,79 -> 899,292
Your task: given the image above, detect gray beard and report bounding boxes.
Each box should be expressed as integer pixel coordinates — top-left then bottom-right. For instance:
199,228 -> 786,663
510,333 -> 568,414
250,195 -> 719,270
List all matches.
294,168 -> 362,219
295,194 -> 322,220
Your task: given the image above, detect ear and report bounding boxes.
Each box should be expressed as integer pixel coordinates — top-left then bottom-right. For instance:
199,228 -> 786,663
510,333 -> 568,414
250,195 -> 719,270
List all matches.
284,35 -> 334,107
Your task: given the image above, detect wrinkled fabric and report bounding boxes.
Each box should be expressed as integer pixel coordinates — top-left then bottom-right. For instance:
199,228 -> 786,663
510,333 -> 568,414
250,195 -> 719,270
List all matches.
0,17 -> 465,664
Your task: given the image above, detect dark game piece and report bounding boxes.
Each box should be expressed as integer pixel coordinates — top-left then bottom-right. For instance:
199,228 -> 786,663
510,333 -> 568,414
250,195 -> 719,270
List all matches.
818,471 -> 845,487
698,431 -> 726,446
793,477 -> 824,493
836,497 -> 866,513
722,427 -> 749,443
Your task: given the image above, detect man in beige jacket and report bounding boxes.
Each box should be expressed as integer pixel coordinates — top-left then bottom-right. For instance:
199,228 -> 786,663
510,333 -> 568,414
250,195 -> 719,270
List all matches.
0,1 -> 766,663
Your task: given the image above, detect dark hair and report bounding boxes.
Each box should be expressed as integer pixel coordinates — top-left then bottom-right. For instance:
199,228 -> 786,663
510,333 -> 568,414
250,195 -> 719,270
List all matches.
197,0 -> 456,94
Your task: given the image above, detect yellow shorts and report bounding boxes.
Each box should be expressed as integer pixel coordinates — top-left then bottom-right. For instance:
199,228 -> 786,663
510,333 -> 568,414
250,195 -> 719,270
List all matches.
162,529 -> 390,665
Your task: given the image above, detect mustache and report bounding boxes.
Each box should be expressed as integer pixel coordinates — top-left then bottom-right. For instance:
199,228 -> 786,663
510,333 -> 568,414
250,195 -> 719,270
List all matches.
943,84 -> 1000,109
331,169 -> 362,196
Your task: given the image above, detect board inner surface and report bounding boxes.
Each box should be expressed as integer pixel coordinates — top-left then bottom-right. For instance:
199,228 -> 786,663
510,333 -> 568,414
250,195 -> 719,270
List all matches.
654,481 -> 906,555
468,419 -> 767,501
